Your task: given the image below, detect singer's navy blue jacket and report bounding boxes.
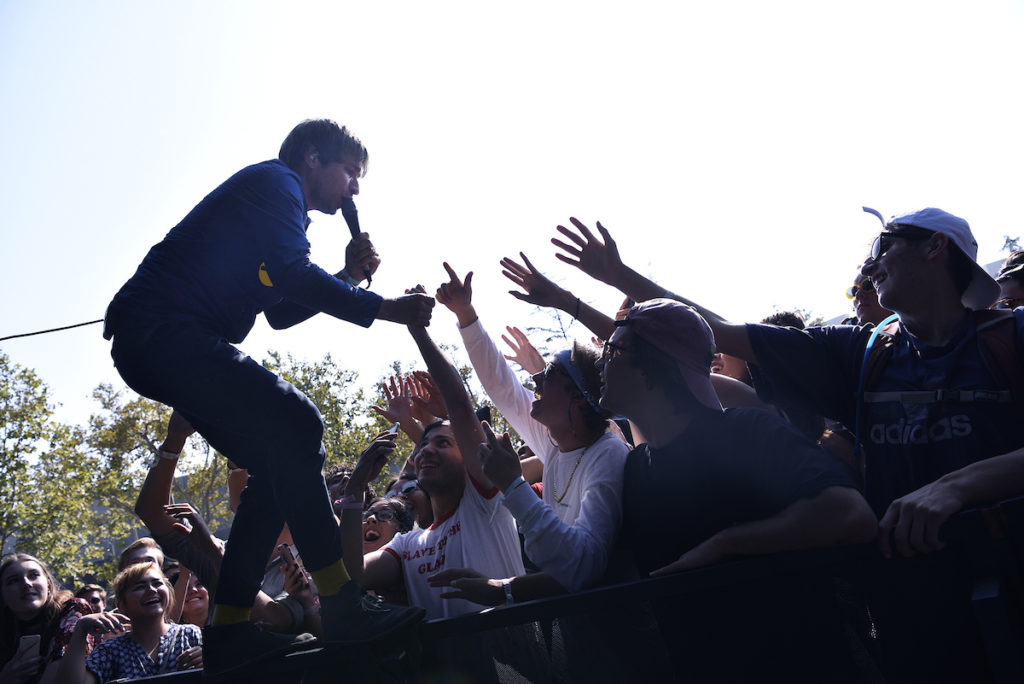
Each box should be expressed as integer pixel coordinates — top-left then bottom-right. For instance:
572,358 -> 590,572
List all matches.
104,159 -> 381,343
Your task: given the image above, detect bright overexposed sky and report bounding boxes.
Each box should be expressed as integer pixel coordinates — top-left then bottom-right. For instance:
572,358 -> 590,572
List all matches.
2,0 -> 1022,430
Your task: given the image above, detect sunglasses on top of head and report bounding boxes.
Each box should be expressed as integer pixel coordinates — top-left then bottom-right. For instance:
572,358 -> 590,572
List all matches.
386,480 -> 418,498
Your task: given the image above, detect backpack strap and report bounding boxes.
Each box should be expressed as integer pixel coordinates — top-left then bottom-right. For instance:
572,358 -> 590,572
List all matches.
853,314 -> 900,459
974,309 -> 1024,395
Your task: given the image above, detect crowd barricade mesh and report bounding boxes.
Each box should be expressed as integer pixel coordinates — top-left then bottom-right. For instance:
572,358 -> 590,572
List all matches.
117,496 -> 1024,683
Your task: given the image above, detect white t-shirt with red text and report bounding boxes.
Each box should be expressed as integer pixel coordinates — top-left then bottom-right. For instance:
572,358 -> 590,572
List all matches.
383,473 -> 524,619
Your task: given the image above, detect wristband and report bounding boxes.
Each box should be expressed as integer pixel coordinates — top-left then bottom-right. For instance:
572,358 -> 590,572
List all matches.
503,476 -> 527,496
337,495 -> 365,511
502,579 -> 514,606
339,269 -> 362,288
157,449 -> 180,461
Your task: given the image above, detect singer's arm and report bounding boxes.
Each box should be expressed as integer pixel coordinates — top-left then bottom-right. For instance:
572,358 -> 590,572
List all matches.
265,257 -> 383,329
264,235 -> 384,328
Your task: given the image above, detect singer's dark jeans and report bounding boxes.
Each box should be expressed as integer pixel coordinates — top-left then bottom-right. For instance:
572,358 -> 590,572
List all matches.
110,321 -> 342,609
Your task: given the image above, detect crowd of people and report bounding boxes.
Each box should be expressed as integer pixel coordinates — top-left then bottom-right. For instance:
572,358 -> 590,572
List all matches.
4,118 -> 1024,683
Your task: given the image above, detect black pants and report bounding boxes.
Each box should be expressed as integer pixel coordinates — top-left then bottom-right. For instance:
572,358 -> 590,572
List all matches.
110,322 -> 343,608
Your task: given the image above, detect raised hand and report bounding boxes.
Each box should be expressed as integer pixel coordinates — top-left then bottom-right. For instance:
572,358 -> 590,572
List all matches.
435,263 -> 477,328
552,217 -> 624,286
347,432 -> 398,494
371,375 -> 414,425
476,421 -> 523,492
427,568 -> 505,606
410,371 -> 449,422
163,503 -> 222,560
501,326 -> 545,375
345,233 -> 381,283
158,409 -> 196,454
500,253 -> 570,310
282,556 -> 315,609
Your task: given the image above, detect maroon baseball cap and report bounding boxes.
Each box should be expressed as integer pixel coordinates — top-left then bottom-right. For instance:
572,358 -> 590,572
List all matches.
625,299 -> 723,411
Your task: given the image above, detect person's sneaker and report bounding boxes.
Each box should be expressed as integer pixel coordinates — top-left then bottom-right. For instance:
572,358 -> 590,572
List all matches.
202,621 -> 316,678
320,580 -> 425,643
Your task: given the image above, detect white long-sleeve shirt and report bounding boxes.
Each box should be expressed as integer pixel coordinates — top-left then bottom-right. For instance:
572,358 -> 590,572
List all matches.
459,318 -> 629,591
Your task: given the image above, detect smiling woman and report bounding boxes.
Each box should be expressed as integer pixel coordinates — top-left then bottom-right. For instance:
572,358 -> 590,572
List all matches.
56,562 -> 202,684
0,553 -> 102,684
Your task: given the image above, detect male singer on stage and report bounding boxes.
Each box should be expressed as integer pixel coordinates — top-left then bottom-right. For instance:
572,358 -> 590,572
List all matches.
102,119 -> 432,676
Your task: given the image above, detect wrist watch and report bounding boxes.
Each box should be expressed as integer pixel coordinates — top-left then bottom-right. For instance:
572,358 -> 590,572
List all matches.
502,579 -> 514,606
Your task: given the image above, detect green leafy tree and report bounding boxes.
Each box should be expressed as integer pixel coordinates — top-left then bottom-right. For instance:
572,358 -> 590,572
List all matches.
0,351 -> 52,557
17,423 -> 106,584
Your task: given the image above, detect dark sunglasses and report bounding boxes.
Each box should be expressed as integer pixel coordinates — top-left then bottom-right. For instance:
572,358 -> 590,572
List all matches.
845,278 -> 875,299
88,596 -> 104,605
363,507 -> 397,523
386,480 -> 419,498
869,226 -> 934,261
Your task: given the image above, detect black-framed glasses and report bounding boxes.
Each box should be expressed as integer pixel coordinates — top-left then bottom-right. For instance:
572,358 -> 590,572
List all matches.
994,297 -> 1024,310
601,340 -> 628,362
386,480 -> 418,498
869,226 -> 934,261
363,507 -> 397,523
846,278 -> 875,299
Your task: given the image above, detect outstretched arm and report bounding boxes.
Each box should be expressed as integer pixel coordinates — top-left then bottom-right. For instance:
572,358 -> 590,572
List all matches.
651,486 -> 877,575
340,433 -> 403,588
407,283 -> 492,489
500,252 -> 616,341
427,568 -> 567,606
134,410 -> 194,535
879,446 -> 1024,558
552,218 -> 755,361
55,612 -> 129,684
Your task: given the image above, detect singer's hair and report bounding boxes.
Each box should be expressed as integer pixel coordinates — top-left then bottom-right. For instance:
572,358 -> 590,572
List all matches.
279,119 -> 369,175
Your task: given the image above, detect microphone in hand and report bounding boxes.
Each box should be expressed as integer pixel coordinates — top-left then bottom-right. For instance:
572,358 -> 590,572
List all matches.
341,198 -> 373,287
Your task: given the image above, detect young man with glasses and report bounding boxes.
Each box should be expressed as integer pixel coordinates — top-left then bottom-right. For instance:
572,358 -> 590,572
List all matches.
599,298 -> 876,680
553,210 -> 1020,683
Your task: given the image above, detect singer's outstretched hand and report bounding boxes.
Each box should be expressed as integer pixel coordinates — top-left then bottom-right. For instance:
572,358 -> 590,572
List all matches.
377,290 -> 434,327
345,232 -> 381,284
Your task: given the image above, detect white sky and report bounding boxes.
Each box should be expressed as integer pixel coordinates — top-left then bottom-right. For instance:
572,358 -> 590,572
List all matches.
1,0 -> 1022,430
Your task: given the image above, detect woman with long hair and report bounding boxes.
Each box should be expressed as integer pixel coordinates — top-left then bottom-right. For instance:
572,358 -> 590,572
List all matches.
0,553 -> 98,684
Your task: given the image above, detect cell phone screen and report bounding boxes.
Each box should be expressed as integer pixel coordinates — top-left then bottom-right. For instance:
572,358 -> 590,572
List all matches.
17,634 -> 41,658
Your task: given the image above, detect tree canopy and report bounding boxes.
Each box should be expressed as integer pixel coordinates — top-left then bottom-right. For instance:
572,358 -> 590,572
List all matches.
1,344 -> 519,588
